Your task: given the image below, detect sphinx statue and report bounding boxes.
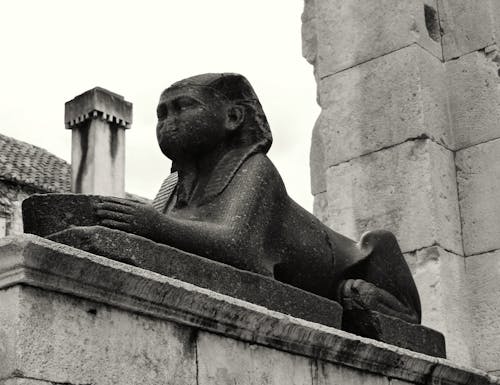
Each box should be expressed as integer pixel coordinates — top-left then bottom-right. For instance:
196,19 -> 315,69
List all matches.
90,73 -> 421,325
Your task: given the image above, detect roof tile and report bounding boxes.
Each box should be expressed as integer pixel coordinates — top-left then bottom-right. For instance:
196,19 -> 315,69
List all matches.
0,133 -> 71,193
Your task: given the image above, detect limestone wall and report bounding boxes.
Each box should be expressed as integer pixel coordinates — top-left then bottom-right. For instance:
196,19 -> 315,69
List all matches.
0,235 -> 498,385
302,0 -> 500,372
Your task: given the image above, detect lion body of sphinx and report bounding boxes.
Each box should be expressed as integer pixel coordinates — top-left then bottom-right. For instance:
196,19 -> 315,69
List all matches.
156,150 -> 421,324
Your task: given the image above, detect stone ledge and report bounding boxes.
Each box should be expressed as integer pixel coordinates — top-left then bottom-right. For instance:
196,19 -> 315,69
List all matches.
0,235 -> 498,385
47,226 -> 342,329
342,310 -> 446,358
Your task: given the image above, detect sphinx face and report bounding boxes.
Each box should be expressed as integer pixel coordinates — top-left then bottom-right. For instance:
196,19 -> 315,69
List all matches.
156,87 -> 228,161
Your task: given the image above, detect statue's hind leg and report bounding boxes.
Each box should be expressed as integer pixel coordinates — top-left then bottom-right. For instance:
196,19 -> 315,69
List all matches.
339,278 -> 419,324
337,230 -> 421,324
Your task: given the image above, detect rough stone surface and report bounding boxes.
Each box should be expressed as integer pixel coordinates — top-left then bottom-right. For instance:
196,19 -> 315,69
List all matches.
456,138 -> 500,256
316,45 -> 452,166
438,0 -> 495,60
0,217 -> 6,237
0,285 -> 197,385
446,50 -> 500,150
0,286 -> 20,378
48,225 -> 343,329
312,192 -> 328,224
405,246 -> 473,366
22,194 -> 102,237
316,362 -> 389,385
197,331 -> 314,385
325,140 -> 462,255
466,249 -> 500,373
310,115 -> 327,194
313,0 -> 441,77
301,0 -> 317,66
389,381 -> 414,385
1,235 -> 498,385
0,380 -> 55,385
342,310 -> 446,358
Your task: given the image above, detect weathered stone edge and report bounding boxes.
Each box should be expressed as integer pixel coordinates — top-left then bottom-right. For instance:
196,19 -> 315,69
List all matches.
0,235 -> 497,385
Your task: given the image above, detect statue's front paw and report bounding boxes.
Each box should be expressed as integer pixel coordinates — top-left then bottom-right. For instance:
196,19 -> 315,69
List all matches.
340,279 -> 381,311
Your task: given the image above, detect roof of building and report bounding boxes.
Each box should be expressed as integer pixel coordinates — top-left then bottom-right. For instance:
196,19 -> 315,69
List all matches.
0,132 -> 150,203
0,132 -> 71,193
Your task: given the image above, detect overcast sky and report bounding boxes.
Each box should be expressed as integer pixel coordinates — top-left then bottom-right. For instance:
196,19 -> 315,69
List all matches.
0,1 -> 319,210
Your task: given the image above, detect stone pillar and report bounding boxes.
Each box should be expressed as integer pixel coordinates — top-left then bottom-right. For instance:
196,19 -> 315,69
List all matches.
64,87 -> 132,197
302,0 -> 500,371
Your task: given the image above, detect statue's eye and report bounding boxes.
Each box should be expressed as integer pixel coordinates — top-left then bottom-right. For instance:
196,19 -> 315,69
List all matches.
175,97 -> 199,111
157,104 -> 168,119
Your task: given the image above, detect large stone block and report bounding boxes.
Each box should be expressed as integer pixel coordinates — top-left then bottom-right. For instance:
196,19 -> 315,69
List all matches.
0,285 -> 197,385
314,0 -> 441,77
316,45 -> 452,167
404,246 -> 473,366
438,0 -> 495,60
456,138 -> 500,256
466,249 -> 500,372
197,331 -> 314,385
324,140 -> 462,255
317,361 -> 389,385
446,50 -> 500,150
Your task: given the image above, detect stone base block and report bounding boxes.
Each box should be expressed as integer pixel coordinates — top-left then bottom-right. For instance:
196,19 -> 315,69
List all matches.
324,139 -> 462,255
47,225 -> 342,329
456,138 -> 500,256
0,235 -> 497,385
317,45 -> 452,167
48,226 -> 441,356
342,310 -> 446,358
198,332 -> 315,385
467,249 -> 500,373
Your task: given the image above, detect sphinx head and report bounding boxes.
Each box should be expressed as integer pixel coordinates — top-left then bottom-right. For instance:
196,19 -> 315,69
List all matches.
156,73 -> 273,161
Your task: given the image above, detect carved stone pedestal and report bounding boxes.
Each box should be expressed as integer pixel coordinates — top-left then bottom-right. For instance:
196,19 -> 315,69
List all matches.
0,235 -> 497,385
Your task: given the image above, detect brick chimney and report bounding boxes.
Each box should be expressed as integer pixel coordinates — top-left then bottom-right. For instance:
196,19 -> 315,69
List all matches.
64,88 -> 132,197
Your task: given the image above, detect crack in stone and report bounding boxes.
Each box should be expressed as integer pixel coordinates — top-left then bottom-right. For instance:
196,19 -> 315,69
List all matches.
325,134 -> 449,169
7,374 -> 93,385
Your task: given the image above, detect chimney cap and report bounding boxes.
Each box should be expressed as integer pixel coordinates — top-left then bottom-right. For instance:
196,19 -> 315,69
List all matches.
64,87 -> 133,129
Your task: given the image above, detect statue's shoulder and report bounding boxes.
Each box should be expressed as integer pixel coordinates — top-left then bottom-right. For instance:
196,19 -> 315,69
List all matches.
238,152 -> 281,179
230,152 -> 285,196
